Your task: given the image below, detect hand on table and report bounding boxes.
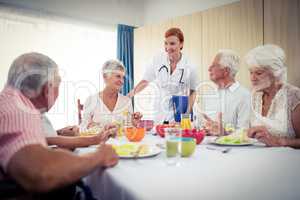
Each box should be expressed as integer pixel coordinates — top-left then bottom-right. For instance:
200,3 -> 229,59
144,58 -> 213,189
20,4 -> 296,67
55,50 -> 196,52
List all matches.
96,143 -> 119,167
57,125 -> 79,136
87,121 -> 101,129
247,126 -> 284,147
96,124 -> 118,142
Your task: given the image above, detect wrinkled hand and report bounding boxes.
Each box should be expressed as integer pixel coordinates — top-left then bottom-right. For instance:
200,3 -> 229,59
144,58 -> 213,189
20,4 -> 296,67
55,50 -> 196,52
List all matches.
97,124 -> 118,142
57,125 -> 79,136
132,112 -> 143,127
247,126 -> 283,147
96,143 -> 119,167
87,121 -> 101,129
203,113 -> 223,136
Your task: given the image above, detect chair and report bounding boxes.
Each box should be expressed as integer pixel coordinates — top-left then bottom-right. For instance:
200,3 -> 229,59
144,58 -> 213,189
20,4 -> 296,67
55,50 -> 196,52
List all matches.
77,99 -> 84,125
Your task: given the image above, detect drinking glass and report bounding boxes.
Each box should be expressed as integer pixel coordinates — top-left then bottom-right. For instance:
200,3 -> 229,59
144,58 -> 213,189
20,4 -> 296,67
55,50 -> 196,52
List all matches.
165,127 -> 181,166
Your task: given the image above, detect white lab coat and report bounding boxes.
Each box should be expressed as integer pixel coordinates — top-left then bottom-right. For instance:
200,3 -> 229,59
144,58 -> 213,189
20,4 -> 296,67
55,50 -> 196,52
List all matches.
142,52 -> 199,123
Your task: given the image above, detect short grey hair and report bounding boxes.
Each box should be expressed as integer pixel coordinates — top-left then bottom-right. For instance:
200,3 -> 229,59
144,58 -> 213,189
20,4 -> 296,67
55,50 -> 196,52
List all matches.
7,52 -> 59,97
245,44 -> 286,82
102,59 -> 125,75
216,49 -> 240,78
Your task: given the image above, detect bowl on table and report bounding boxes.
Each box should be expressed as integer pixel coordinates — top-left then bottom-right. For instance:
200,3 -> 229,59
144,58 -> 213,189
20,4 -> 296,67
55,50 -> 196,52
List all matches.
125,127 -> 145,142
137,120 -> 154,131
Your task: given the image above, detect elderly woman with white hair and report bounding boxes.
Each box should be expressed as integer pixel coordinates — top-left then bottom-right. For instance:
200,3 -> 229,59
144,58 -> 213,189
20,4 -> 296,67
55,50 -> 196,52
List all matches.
246,44 -> 300,148
80,59 -> 142,130
196,49 -> 251,135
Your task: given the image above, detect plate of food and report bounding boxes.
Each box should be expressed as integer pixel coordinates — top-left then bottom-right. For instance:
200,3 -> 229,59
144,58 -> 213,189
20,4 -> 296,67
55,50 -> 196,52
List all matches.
212,129 -> 254,146
112,143 -> 162,158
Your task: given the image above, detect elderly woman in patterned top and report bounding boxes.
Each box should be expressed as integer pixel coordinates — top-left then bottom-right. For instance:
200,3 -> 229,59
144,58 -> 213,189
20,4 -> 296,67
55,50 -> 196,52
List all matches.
246,44 -> 300,148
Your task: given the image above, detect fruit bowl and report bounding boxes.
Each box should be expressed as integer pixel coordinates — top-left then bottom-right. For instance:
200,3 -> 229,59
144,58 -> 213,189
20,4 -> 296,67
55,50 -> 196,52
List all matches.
182,128 -> 206,145
125,127 -> 145,142
138,120 -> 154,131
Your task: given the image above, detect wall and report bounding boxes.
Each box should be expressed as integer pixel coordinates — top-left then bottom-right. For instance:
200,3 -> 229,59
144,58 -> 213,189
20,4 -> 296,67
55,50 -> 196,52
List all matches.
0,7 -> 117,128
134,0 -> 264,90
143,0 -> 239,25
134,0 -> 300,89
134,0 -> 300,120
0,0 -> 145,26
0,0 -> 244,27
264,0 -> 300,87
134,0 -> 264,119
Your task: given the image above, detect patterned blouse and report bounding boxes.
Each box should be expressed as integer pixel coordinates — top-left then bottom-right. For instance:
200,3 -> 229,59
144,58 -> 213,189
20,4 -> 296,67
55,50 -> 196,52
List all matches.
250,84 -> 300,138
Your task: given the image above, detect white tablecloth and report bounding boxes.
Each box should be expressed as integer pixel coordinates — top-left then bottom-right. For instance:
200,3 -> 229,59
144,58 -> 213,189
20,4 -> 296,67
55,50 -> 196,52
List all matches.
76,135 -> 300,200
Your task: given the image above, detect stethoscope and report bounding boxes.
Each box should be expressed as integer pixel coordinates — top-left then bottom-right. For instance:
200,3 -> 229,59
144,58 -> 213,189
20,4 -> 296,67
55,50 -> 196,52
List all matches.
158,65 -> 185,84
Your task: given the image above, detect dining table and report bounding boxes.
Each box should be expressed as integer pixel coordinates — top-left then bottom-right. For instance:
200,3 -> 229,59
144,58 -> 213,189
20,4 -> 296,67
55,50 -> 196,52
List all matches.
76,134 -> 300,200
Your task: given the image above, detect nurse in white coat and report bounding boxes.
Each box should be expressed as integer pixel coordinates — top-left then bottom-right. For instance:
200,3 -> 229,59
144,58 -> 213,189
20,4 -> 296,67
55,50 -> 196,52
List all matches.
128,28 -> 199,123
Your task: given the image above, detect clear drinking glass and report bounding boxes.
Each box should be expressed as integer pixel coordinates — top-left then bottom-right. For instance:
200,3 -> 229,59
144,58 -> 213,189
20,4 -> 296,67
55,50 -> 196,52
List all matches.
165,127 -> 181,166
180,113 -> 192,129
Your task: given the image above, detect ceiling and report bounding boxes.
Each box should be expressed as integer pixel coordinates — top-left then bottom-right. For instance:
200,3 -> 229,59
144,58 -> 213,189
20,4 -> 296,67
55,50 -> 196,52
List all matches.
0,0 -> 239,26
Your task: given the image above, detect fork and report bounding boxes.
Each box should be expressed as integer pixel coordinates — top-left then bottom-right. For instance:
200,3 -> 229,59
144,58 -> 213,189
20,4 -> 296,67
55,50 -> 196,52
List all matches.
206,146 -> 231,153
132,145 -> 143,159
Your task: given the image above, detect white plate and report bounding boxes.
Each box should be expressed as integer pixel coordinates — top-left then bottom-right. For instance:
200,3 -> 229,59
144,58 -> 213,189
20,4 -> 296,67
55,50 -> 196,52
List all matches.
119,145 -> 162,159
88,143 -> 162,159
211,138 -> 255,146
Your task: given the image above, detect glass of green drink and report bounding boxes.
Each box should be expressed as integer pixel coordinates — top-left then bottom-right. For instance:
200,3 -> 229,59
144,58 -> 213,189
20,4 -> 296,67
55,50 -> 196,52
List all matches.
165,127 -> 181,166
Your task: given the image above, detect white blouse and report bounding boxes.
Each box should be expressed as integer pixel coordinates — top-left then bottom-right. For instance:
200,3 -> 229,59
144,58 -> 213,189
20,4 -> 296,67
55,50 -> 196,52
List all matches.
80,93 -> 133,130
250,84 -> 300,138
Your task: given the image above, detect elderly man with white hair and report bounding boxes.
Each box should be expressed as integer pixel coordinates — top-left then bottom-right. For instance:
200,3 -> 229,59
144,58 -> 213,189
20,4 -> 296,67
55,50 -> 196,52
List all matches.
80,59 -> 142,130
195,49 -> 251,135
0,52 -> 119,198
246,44 -> 300,148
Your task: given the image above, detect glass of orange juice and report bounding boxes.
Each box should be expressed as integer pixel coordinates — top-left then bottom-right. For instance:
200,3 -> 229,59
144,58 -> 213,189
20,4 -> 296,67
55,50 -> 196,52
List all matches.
180,113 -> 192,129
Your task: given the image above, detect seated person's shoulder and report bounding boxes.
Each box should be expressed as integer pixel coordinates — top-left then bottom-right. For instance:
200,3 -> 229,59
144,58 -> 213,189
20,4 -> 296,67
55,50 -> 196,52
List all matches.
235,83 -> 251,97
286,84 -> 300,109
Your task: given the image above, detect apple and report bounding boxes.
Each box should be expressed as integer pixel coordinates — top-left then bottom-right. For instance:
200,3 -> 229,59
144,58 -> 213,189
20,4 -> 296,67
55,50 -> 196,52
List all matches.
182,129 -> 205,144
156,125 -> 166,137
192,129 -> 205,144
182,129 -> 193,138
155,124 -> 175,137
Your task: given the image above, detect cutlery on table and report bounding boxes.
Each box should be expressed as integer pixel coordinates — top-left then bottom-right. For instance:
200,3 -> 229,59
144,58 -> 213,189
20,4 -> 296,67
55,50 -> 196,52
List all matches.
206,146 -> 231,153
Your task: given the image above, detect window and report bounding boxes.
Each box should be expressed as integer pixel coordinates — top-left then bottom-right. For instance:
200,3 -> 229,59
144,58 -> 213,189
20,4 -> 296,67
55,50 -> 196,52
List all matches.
0,7 -> 117,129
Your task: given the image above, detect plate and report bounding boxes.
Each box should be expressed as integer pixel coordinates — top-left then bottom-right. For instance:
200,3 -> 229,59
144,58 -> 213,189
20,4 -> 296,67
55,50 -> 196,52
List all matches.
211,138 -> 255,146
112,143 -> 162,159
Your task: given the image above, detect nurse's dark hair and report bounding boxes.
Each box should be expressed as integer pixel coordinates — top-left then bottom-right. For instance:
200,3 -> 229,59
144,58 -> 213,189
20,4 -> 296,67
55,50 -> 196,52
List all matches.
165,27 -> 184,49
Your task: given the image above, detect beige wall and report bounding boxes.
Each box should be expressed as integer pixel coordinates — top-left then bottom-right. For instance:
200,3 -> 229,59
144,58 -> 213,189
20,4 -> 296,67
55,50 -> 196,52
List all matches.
134,0 -> 300,88
264,0 -> 300,87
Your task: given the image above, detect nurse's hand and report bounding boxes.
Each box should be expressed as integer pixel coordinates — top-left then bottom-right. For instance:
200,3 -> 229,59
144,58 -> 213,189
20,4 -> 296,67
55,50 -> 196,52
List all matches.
127,90 -> 135,98
132,112 -> 143,127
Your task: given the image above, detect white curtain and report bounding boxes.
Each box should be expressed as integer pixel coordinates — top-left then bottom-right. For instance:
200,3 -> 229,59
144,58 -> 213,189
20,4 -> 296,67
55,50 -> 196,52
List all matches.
0,6 -> 117,129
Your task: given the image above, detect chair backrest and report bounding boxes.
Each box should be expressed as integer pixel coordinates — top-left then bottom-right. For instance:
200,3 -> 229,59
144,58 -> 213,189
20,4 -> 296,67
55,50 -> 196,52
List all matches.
77,99 -> 84,125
